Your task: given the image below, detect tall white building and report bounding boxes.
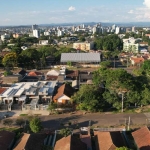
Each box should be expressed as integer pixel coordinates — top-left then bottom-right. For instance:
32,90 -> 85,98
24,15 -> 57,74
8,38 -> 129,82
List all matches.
132,26 -> 135,32
115,26 -> 120,34
33,29 -> 40,38
112,24 -> 116,30
44,31 -> 50,36
57,30 -> 64,37
93,26 -> 98,34
1,33 -> 10,41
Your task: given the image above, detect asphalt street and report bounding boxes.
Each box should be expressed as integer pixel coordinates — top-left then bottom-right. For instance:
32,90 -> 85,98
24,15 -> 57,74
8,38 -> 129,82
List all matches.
40,113 -> 148,129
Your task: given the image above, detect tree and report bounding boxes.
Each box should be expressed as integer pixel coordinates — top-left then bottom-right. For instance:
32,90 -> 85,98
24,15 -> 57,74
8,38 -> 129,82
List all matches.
72,84 -> 105,112
2,52 -> 17,68
11,46 -> 22,55
3,70 -> 13,76
38,46 -> 56,57
100,61 -> 111,68
21,48 -> 40,69
41,54 -> 46,69
29,117 -> 42,133
59,128 -> 72,137
3,119 -> 13,127
116,147 -> 131,150
67,61 -> 72,67
47,102 -> 57,114
93,68 -> 138,110
16,118 -> 25,127
79,36 -> 85,42
94,34 -> 123,51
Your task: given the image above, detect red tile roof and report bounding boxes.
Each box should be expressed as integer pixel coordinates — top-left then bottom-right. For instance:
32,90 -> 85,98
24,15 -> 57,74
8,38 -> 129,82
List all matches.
0,88 -> 7,94
14,133 -> 46,150
132,126 -> 150,150
131,57 -> 144,64
14,133 -> 30,150
66,70 -> 79,78
94,131 -> 126,150
54,135 -> 87,150
28,71 -> 43,76
53,84 -> 74,101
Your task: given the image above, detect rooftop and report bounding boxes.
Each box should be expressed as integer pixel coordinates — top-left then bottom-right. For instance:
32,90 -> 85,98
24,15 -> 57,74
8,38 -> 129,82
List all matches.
132,126 -> 150,150
60,53 -> 101,62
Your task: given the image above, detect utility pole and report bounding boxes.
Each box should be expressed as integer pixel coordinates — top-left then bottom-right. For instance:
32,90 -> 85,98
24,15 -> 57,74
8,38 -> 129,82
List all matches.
122,93 -> 124,113
127,56 -> 128,68
127,116 -> 130,130
114,57 -> 115,68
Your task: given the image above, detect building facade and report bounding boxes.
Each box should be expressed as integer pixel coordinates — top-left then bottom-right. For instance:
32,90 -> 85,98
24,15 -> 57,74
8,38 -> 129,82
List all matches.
73,42 -> 94,51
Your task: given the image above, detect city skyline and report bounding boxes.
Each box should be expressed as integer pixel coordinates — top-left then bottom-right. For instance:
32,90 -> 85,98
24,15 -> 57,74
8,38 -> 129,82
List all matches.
1,0 -> 150,25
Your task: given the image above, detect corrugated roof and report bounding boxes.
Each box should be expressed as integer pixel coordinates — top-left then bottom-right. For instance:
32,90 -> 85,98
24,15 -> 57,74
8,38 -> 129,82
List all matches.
61,53 -> 101,62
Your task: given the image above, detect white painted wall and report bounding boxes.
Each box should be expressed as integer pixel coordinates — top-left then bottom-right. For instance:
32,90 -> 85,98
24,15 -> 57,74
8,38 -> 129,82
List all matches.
57,94 -> 70,103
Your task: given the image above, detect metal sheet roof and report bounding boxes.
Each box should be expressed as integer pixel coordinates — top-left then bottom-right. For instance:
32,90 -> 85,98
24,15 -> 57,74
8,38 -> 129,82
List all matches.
60,53 -> 101,62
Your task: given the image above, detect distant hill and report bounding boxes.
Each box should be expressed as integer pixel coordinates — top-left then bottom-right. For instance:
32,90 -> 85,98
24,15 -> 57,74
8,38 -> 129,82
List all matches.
0,22 -> 150,28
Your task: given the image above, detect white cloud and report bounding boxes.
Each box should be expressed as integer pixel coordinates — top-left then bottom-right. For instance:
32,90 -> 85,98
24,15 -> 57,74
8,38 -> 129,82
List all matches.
68,6 -> 76,11
143,0 -> 150,8
128,10 -> 133,14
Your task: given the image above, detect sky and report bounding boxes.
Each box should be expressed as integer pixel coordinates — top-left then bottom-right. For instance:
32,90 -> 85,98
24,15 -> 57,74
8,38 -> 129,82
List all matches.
1,0 -> 150,25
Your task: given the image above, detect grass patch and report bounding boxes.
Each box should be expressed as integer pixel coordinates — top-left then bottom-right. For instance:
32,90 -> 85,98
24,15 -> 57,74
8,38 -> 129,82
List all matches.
0,127 -> 19,132
124,108 -> 136,113
20,114 -> 28,116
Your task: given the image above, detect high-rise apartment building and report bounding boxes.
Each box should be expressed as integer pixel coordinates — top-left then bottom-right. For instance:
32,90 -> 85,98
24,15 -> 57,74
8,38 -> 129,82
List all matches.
115,26 -> 120,34
33,29 -> 40,38
32,24 -> 38,30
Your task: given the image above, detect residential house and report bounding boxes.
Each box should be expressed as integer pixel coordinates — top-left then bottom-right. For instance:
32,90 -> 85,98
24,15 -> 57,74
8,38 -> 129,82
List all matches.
94,131 -> 126,150
0,81 -> 57,111
54,135 -> 87,150
79,71 -> 93,84
139,42 -> 149,53
27,71 -> 44,81
72,80 -> 79,90
13,33 -> 23,38
73,42 -> 94,51
66,70 -> 79,80
19,69 -> 27,77
130,57 -> 145,66
0,87 -> 7,101
53,84 -> 74,104
13,133 -> 47,150
46,70 -> 59,81
39,40 -> 49,45
132,126 -> 150,150
0,130 -> 15,150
